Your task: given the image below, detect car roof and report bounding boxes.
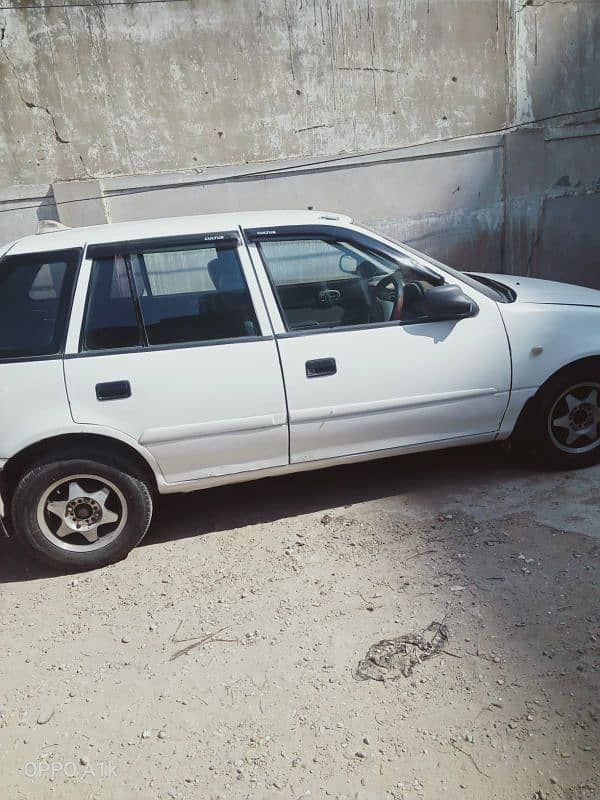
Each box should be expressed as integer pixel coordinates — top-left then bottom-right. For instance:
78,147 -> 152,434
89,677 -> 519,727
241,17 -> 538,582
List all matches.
6,210 -> 353,256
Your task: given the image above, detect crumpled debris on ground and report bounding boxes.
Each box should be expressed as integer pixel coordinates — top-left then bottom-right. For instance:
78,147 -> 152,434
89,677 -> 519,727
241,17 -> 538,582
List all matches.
353,621 -> 449,681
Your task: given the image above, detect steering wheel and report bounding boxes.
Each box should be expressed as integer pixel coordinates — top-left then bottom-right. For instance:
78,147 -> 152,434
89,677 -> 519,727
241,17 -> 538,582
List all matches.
374,273 -> 404,321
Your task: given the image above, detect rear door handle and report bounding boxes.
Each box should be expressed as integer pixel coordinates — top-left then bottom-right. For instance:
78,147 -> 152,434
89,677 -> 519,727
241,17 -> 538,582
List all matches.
306,358 -> 337,378
96,380 -> 132,401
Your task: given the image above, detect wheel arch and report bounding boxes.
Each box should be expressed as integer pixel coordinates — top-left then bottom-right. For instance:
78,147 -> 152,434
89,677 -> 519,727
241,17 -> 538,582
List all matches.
2,433 -> 160,499
512,355 -> 600,443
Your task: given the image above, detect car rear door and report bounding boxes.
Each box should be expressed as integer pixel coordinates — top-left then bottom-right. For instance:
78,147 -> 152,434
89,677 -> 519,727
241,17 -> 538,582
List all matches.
64,230 -> 288,484
244,224 -> 511,464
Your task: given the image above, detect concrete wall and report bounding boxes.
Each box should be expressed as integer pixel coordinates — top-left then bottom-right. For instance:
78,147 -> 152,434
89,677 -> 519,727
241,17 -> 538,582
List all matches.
533,123 -> 600,287
505,0 -> 600,285
0,0 -> 598,283
101,134 -> 506,269
0,0 -> 509,186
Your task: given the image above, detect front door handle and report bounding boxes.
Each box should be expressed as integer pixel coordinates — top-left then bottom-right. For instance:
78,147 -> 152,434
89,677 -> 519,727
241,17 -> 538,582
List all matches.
319,289 -> 341,306
306,358 -> 337,378
96,380 -> 132,401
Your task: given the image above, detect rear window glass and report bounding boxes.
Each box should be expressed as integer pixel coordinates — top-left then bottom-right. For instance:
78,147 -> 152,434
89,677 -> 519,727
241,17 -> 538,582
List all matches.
84,256 -> 143,351
83,243 -> 259,351
0,249 -> 79,359
135,245 -> 259,346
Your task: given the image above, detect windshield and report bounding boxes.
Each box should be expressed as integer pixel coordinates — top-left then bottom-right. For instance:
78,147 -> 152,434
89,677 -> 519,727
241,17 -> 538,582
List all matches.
0,249 -> 79,359
404,250 -> 510,302
462,272 -> 516,302
360,227 -> 511,303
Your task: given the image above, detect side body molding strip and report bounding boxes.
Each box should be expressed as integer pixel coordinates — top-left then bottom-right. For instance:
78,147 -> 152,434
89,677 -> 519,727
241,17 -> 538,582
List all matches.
140,413 -> 288,446
290,387 -> 501,424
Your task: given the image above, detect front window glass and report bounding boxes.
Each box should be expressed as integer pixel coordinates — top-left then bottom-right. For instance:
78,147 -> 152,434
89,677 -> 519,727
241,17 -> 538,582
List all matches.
0,249 -> 78,359
257,237 -> 438,332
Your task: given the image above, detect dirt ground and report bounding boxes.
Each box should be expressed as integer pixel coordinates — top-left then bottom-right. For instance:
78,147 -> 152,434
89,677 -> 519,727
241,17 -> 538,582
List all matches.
0,445 -> 599,800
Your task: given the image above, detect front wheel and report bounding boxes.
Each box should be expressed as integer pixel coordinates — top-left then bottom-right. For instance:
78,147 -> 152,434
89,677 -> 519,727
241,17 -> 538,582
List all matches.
530,369 -> 600,469
11,458 -> 153,570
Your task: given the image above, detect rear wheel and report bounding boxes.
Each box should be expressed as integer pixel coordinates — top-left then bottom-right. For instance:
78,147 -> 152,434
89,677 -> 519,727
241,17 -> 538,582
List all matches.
11,458 -> 153,570
530,368 -> 600,469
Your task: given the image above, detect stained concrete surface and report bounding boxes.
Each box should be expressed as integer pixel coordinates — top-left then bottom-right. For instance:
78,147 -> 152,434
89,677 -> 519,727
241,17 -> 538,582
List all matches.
0,0 -> 509,188
0,0 -> 598,283
0,444 -> 598,799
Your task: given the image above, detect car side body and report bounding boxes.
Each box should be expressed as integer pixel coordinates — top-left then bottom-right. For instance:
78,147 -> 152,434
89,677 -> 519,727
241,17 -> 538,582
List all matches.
1,210 -> 599,568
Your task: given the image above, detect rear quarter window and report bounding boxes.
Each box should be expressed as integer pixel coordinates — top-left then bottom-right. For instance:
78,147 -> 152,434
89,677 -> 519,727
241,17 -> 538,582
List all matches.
0,249 -> 80,360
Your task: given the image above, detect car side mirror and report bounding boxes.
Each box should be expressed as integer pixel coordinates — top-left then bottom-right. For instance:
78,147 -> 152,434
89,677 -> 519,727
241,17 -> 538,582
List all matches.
339,254 -> 358,274
420,284 -> 477,321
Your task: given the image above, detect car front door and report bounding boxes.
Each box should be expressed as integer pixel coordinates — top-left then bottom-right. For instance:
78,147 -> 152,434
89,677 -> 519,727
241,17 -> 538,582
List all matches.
245,224 -> 511,464
64,230 -> 288,484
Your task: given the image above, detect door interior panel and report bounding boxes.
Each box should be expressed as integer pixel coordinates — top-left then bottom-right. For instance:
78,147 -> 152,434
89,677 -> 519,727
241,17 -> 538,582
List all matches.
86,290 -> 259,350
140,289 -> 258,344
276,277 -> 375,330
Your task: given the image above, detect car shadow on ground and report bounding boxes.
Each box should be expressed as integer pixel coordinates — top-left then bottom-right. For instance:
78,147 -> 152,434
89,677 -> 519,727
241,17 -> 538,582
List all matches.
0,443 -> 534,584
145,443 -> 530,544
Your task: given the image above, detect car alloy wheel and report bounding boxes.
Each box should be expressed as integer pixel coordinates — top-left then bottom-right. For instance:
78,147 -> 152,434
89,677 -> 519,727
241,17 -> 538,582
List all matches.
36,473 -> 128,552
548,381 -> 600,455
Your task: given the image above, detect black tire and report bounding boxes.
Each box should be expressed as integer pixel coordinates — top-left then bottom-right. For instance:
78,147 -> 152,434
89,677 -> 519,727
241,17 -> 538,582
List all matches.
11,457 -> 153,570
527,365 -> 600,470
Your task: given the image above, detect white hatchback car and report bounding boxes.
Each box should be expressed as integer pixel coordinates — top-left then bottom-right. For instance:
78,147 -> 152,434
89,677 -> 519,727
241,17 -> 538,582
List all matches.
1,210 -> 599,570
